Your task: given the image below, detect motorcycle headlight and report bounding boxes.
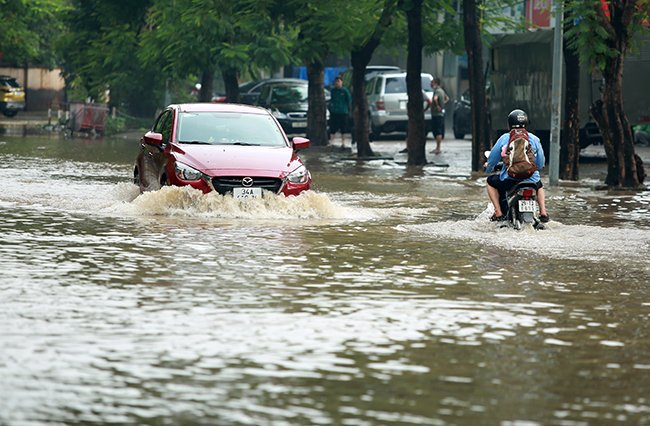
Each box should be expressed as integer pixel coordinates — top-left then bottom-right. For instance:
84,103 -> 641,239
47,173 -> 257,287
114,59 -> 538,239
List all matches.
174,162 -> 203,181
272,110 -> 288,120
286,164 -> 310,184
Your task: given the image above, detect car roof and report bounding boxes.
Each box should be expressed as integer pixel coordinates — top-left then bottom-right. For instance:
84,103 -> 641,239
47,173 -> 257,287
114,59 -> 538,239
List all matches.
366,65 -> 401,71
256,78 -> 307,85
374,72 -> 433,78
173,103 -> 272,114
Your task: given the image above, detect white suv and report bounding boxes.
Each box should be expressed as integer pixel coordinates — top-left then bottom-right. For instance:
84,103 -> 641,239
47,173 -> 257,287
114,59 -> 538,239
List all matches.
366,72 -> 434,138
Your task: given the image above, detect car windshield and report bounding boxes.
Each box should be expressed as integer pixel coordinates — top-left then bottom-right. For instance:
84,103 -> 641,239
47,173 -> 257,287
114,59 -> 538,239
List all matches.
384,76 -> 433,93
177,112 -> 286,146
270,84 -> 308,103
384,77 -> 407,93
1,79 -> 21,89
422,76 -> 433,92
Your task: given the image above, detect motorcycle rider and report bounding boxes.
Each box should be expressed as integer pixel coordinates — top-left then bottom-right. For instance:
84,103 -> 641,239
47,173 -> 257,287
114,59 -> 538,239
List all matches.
485,109 -> 549,222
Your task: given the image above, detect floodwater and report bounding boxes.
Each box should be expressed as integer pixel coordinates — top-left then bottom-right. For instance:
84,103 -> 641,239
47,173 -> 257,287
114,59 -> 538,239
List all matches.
1,130 -> 650,426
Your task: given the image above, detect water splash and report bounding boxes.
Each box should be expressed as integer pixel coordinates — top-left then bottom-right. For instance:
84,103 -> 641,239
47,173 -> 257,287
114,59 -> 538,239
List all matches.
396,204 -> 650,265
119,186 -> 348,220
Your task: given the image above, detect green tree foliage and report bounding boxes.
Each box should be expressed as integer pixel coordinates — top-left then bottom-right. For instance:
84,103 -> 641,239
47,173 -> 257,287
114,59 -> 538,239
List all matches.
275,0 -> 371,146
565,0 -> 649,186
0,0 -> 65,67
56,0 -> 165,117
141,0 -> 295,103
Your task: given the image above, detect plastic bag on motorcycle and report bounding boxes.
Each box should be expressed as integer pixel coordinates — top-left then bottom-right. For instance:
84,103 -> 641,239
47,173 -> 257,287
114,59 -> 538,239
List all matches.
502,129 -> 538,179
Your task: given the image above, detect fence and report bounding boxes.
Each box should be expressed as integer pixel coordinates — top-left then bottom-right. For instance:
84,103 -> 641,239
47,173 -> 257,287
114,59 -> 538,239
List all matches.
49,102 -> 109,133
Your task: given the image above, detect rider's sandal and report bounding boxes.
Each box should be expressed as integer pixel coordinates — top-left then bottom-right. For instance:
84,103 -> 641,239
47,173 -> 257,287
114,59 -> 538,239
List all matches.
539,214 -> 550,223
490,213 -> 506,222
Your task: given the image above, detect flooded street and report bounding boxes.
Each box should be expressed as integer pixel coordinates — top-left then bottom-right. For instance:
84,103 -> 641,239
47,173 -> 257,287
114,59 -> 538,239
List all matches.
2,130 -> 650,426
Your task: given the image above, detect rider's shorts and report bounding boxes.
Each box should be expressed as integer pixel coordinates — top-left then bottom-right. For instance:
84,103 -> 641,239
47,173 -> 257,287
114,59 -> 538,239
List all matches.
487,175 -> 543,192
487,175 -> 543,213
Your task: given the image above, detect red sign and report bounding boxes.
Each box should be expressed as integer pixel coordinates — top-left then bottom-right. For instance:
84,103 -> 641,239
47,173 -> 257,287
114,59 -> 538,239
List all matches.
528,0 -> 551,28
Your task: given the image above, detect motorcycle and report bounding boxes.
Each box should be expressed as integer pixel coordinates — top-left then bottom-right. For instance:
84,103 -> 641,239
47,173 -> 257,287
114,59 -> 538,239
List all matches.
503,181 -> 545,230
484,151 -> 545,231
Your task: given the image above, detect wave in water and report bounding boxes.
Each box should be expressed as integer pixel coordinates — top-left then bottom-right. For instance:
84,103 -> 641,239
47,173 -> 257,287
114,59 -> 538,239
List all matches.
397,204 -> 650,264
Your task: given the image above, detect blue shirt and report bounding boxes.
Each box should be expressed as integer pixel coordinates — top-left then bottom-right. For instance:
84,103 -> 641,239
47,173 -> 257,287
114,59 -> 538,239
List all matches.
486,131 -> 545,182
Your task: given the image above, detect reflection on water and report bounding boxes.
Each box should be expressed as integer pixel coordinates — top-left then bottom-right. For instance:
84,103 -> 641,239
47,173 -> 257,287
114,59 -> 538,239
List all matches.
2,134 -> 650,425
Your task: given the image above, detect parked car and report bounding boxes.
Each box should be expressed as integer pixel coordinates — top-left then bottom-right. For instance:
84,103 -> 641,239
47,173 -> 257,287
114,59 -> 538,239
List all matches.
211,92 -> 227,102
238,80 -> 264,105
453,88 -> 472,139
339,65 -> 402,91
255,79 -> 330,134
337,65 -> 402,139
134,103 -> 312,198
0,75 -> 25,118
366,72 -> 434,137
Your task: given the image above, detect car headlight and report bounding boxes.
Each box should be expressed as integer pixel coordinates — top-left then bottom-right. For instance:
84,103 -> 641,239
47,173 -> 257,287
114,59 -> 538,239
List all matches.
272,110 -> 288,120
286,164 -> 309,184
174,162 -> 203,181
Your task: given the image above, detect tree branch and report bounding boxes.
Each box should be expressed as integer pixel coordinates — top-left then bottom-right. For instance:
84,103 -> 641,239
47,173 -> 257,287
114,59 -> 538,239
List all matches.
592,0 -> 616,38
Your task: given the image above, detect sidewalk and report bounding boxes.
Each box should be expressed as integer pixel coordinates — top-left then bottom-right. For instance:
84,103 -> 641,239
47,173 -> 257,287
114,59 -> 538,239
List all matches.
0,110 -> 51,126
330,132 -> 650,186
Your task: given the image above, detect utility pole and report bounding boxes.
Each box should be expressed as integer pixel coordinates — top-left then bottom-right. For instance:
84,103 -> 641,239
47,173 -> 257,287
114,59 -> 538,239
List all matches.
549,8 -> 564,186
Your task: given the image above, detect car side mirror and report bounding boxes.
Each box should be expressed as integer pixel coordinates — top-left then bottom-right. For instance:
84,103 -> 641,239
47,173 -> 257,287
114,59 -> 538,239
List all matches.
292,137 -> 310,151
143,131 -> 164,146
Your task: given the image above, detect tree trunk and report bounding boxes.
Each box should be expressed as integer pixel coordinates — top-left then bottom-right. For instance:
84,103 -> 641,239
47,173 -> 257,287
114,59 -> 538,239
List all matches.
589,99 -> 618,183
405,0 -> 427,166
350,51 -> 375,158
583,0 -> 643,187
306,59 -> 329,146
222,68 -> 240,103
348,0 -> 396,158
591,51 -> 641,187
199,68 -> 214,102
560,18 -> 580,181
463,0 -> 491,172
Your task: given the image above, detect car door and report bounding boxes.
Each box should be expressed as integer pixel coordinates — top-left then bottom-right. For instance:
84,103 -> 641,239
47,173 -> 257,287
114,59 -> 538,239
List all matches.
141,110 -> 173,190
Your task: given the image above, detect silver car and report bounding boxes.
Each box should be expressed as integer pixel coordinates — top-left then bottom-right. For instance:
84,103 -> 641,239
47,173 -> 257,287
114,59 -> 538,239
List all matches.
366,72 -> 434,138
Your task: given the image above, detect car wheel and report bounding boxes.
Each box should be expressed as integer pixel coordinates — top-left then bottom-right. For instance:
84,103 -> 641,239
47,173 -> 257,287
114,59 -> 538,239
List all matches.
160,174 -> 168,189
133,167 -> 140,185
453,120 -> 464,139
2,110 -> 18,118
369,116 -> 380,140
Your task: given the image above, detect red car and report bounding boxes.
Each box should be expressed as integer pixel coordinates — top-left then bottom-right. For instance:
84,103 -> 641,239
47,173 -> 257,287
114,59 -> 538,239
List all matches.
134,103 -> 311,197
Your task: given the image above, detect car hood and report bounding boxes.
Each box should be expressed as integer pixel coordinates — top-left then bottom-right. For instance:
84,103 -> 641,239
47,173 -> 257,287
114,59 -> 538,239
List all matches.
171,144 -> 300,176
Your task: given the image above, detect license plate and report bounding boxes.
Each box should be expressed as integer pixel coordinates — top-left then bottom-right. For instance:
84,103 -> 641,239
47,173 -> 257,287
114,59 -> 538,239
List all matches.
293,122 -> 307,128
519,199 -> 535,212
399,100 -> 407,110
233,187 -> 262,198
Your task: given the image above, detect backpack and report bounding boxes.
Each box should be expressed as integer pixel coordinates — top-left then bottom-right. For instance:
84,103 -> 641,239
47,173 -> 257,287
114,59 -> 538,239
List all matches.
502,129 -> 538,179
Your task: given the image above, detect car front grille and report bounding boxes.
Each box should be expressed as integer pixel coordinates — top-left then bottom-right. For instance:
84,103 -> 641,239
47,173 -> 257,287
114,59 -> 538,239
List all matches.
287,112 -> 307,119
211,176 -> 282,195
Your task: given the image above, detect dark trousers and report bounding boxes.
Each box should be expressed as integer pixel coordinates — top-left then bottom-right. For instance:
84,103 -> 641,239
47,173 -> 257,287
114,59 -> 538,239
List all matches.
487,174 -> 542,214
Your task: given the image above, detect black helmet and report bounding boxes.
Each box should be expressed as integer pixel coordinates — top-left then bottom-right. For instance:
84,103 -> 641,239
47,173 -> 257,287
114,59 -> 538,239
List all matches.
508,109 -> 528,129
